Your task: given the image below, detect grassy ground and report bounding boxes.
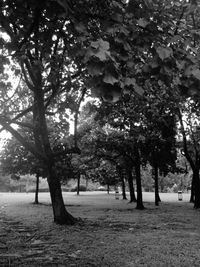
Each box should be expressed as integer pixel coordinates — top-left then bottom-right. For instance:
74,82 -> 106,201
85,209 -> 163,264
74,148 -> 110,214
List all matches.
0,192 -> 200,266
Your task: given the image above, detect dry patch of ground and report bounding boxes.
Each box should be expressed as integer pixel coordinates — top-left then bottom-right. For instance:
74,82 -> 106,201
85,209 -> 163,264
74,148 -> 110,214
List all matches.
0,192 -> 200,266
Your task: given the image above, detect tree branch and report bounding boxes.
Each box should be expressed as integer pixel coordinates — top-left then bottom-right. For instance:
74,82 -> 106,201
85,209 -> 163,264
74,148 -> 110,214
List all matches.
74,87 -> 87,148
24,57 -> 37,86
0,106 -> 33,134
174,6 -> 187,35
0,119 -> 46,160
21,62 -> 35,91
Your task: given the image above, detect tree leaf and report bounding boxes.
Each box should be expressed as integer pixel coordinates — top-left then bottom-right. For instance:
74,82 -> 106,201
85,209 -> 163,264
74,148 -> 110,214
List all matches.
88,62 -> 103,76
111,13 -> 123,23
103,73 -> 118,84
124,77 -> 136,86
156,46 -> 173,60
184,65 -> 195,76
137,18 -> 149,28
85,39 -> 110,62
192,69 -> 200,80
133,83 -> 144,96
91,39 -> 110,50
75,22 -> 87,33
124,78 -> 144,96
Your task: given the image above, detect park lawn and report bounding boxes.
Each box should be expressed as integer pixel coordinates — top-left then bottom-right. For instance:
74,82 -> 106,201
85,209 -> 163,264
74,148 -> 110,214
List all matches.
0,192 -> 200,266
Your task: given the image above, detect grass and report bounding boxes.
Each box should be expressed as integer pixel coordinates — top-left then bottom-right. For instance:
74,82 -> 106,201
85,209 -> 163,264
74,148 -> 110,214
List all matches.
0,192 -> 200,266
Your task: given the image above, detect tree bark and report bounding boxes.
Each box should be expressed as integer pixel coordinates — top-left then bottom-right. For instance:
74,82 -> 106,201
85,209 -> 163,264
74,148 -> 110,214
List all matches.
116,166 -> 127,200
127,169 -> 136,202
107,184 -> 110,194
121,177 -> 127,200
154,163 -> 161,206
34,77 -> 76,224
193,168 -> 200,209
47,164 -> 76,224
134,147 -> 145,210
34,173 -> 39,204
77,173 -> 80,195
190,175 -> 195,203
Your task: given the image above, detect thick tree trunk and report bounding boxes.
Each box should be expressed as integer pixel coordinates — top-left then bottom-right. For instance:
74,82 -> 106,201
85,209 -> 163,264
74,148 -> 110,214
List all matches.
121,177 -> 127,200
34,173 -> 39,204
134,147 -> 144,210
77,173 -> 80,195
127,169 -> 137,202
193,169 -> 200,209
47,166 -> 76,225
154,164 -> 161,206
33,80 -> 77,225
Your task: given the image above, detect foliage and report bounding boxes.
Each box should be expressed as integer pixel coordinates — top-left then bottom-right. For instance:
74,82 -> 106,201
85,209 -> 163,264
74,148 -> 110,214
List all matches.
0,134 -> 38,177
1,0 -> 200,218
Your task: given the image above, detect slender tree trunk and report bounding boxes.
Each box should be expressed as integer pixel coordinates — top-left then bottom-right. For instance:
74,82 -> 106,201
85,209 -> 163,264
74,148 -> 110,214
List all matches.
77,173 -> 80,195
190,175 -> 195,203
34,173 -> 39,204
85,175 -> 88,190
178,108 -> 199,207
154,163 -> 161,206
107,184 -> 110,194
127,169 -> 136,202
117,166 -> 127,200
134,147 -> 144,210
193,168 -> 200,209
121,177 -> 127,200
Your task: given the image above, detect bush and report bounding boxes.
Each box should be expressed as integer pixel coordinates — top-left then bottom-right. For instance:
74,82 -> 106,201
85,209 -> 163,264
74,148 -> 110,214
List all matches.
27,187 -> 49,193
96,186 -> 107,191
61,187 -> 71,192
70,185 -> 87,192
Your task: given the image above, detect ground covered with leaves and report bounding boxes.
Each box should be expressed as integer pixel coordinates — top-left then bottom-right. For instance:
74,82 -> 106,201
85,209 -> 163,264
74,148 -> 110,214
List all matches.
0,192 -> 200,266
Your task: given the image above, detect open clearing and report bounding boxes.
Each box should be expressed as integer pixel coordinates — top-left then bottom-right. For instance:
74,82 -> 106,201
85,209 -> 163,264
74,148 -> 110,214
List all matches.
0,192 -> 200,266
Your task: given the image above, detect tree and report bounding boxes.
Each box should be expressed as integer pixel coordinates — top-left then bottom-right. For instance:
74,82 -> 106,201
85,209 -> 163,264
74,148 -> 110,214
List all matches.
0,136 -> 41,202
178,101 -> 200,207
0,1 -> 79,224
1,0 -> 200,223
143,111 -> 177,205
0,0 -> 132,224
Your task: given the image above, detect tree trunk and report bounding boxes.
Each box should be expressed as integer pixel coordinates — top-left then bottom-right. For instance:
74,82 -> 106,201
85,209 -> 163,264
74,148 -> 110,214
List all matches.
116,166 -> 127,200
107,184 -> 110,194
190,175 -> 195,203
134,147 -> 144,210
127,169 -> 137,202
77,173 -> 80,195
34,173 -> 39,204
121,177 -> 127,200
47,165 -> 76,225
33,79 -> 77,225
85,175 -> 88,190
154,163 -> 161,206
193,168 -> 200,209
